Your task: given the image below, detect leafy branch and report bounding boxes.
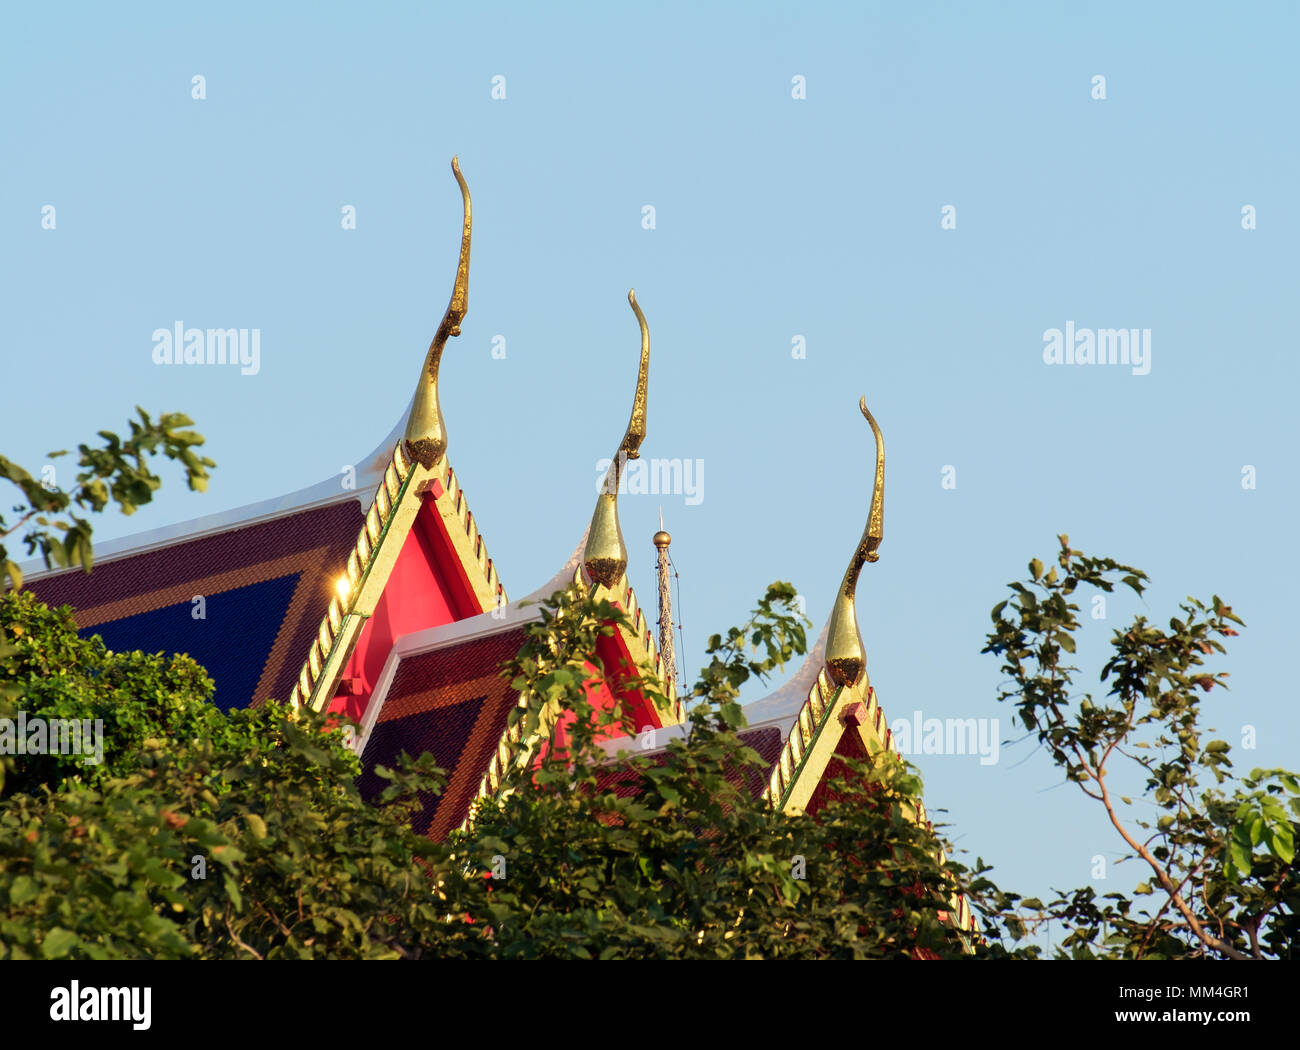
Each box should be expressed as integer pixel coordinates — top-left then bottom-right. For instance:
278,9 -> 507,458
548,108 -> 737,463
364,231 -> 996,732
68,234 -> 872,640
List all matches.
983,534 -> 1297,958
1,407 -> 214,590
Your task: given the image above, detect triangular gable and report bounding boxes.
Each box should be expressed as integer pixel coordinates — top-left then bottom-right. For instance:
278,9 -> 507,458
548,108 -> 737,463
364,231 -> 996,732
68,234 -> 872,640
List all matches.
352,530 -> 681,840
291,437 -> 506,716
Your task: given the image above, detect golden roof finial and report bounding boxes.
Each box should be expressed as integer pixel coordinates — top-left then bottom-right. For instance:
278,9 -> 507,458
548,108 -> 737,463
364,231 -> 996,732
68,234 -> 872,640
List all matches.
583,290 -> 650,588
404,156 -> 472,469
824,396 -> 885,688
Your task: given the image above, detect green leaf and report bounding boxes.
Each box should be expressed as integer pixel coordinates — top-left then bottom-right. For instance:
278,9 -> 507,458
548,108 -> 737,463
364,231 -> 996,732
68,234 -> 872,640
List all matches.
9,874 -> 38,905
223,873 -> 244,912
41,927 -> 80,959
1268,823 -> 1295,865
1227,838 -> 1253,880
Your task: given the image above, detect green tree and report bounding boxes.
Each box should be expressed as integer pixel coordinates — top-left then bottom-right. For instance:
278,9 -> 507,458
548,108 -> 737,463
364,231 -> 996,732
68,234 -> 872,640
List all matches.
426,582 -> 1001,959
983,535 -> 1298,959
1,409 -> 1022,958
0,589 -> 452,958
0,579 -> 1011,959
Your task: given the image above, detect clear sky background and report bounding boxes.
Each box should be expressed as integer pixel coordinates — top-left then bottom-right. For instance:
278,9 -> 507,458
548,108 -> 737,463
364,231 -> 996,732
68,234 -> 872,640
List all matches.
3,2 -> 1297,948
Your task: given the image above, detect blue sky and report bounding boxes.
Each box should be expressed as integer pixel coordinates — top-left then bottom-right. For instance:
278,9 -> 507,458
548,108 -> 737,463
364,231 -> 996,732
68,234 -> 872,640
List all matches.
3,2 -> 1297,947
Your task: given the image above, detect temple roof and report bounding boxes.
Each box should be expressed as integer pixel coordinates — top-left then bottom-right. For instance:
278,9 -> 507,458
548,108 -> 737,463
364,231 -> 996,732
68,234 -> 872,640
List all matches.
20,414 -> 400,711
353,526 -> 683,839
12,157 -> 973,938
21,409 -> 506,714
23,159 -> 507,717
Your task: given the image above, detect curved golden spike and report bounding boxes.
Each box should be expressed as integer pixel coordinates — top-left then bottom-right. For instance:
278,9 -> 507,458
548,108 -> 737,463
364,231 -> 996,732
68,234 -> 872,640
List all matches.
404,156 -> 472,469
584,290 -> 650,588
619,290 -> 650,461
824,397 -> 885,688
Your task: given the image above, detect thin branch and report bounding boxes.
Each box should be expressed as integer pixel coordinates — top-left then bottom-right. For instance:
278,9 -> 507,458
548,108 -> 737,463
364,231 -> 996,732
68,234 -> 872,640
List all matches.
1094,771 -> 1250,960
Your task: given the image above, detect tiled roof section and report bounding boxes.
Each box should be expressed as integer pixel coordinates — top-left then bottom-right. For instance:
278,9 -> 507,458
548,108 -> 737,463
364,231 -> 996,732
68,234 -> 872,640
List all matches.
356,625 -> 528,842
26,498 -> 364,710
88,575 -> 300,712
288,443 -> 506,709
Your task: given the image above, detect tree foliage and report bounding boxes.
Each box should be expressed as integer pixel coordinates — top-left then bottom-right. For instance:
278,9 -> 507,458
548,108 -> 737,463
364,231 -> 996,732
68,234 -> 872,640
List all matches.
983,534 -> 1298,959
1,408 -> 214,591
432,582 -> 987,958
0,581 -> 996,959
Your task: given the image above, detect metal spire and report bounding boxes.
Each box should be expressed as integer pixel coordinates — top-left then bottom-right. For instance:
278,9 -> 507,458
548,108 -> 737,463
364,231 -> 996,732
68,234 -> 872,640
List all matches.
653,508 -> 676,689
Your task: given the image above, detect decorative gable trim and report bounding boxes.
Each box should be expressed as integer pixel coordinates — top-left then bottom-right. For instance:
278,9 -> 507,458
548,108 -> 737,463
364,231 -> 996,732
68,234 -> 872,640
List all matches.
290,443 -> 506,711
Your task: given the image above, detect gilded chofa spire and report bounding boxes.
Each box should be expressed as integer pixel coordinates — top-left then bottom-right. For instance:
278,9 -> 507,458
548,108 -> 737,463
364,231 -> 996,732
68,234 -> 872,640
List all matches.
824,397 -> 885,688
404,156 -> 472,469
583,290 -> 650,588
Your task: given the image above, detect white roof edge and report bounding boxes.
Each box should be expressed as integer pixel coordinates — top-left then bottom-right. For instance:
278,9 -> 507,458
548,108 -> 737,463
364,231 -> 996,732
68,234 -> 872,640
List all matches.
19,403 -> 411,582
596,710 -> 799,758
